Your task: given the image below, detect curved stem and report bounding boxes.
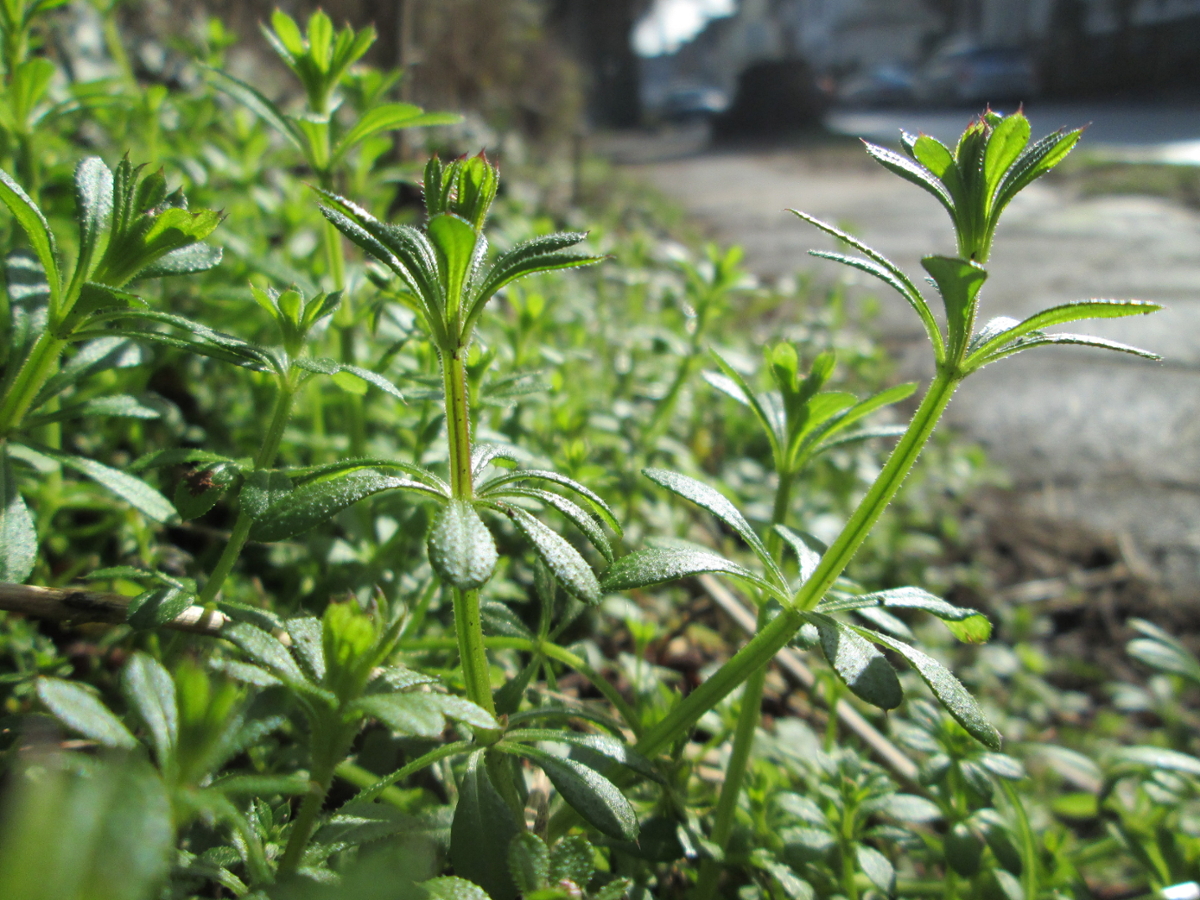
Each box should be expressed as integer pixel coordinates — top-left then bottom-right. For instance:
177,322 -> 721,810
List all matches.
636,370 -> 961,758
0,332 -> 65,437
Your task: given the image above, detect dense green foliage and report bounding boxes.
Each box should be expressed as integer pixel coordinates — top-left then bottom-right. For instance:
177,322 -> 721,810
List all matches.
0,4 -> 1190,900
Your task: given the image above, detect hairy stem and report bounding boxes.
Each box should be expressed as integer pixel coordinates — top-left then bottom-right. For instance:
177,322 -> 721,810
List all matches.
0,332 -> 65,437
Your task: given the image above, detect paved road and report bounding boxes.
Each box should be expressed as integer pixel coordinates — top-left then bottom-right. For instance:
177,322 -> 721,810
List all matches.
612,105 -> 1200,597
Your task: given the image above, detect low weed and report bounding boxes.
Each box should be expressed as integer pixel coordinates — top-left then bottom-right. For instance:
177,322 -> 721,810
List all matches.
0,5 -> 1189,900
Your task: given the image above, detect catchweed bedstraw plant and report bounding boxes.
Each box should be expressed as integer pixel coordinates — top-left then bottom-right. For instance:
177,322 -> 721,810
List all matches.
596,108 -> 1161,891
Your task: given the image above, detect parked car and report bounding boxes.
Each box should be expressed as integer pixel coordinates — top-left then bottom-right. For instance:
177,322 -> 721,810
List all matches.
837,63 -> 918,108
917,43 -> 1039,106
659,85 -> 729,123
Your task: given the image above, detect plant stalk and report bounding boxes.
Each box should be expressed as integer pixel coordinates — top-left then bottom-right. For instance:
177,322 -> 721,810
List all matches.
0,332 -> 65,437
693,466 -> 796,900
636,369 -> 961,758
197,381 -> 296,605
277,720 -> 357,878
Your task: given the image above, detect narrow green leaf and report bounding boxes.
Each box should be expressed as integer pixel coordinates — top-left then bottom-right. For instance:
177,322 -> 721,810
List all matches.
222,623 -> 310,688
506,728 -> 661,783
966,299 -> 1160,366
993,127 -> 1084,217
251,471 -> 436,542
491,487 -> 613,563
479,468 -> 621,536
74,157 -> 113,278
335,103 -> 460,160
600,546 -> 786,601
863,142 -> 956,215
429,213 -> 479,320
207,67 -> 304,150
0,450 -> 36,582
812,614 -> 902,710
352,694 -> 446,737
922,256 -> 987,359
471,231 -> 601,308
1110,746 -> 1200,778
643,467 -> 785,586
500,504 -> 600,604
856,845 -> 895,895
121,653 -> 177,768
976,331 -> 1161,367
126,585 -> 194,629
452,751 -> 520,900
774,525 -> 820,585
0,166 -> 59,301
139,242 -> 222,278
708,348 -> 783,454
982,113 -> 1031,203
287,616 -> 327,683
37,677 -> 138,749
818,586 -> 992,643
428,500 -> 498,591
505,743 -> 638,840
39,449 -> 174,521
858,627 -> 1002,749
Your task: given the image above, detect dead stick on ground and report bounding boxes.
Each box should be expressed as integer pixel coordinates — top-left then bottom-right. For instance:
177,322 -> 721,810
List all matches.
697,573 -> 920,785
0,582 -> 228,635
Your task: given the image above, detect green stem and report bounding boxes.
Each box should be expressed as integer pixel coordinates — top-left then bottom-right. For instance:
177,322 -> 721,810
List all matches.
197,381 -> 296,605
442,348 -> 474,500
277,721 -> 356,879
636,369 -> 961,758
0,331 -> 65,437
454,587 -> 496,719
693,468 -> 796,900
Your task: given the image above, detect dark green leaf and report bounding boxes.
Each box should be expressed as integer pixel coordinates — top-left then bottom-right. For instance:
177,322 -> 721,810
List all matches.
548,833 -> 596,887
501,504 -> 600,604
428,500 -> 498,590
471,232 -> 601,311
813,614 -> 902,710
126,585 -> 194,629
601,546 -> 784,600
0,450 -> 36,582
452,751 -> 520,900
37,677 -> 137,749
505,728 -> 661,782
774,525 -> 820,585
993,127 -> 1083,217
643,468 -> 784,586
858,627 -> 1001,750
121,654 -> 176,768
251,471 -> 436,542
240,469 -> 294,521
505,743 -> 638,840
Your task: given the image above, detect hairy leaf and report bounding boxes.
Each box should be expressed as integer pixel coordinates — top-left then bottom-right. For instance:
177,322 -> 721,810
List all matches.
813,614 -> 902,710
501,504 -> 600,603
601,546 -> 785,600
0,450 -> 36,582
428,500 -> 498,591
37,678 -> 137,749
122,654 -> 177,768
505,743 -> 638,840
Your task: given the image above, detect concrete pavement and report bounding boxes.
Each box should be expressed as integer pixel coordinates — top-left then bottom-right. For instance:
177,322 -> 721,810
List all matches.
615,115 -> 1200,597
